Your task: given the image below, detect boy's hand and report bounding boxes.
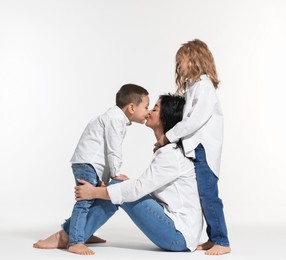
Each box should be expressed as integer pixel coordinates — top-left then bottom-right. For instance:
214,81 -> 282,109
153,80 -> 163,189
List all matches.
111,174 -> 129,181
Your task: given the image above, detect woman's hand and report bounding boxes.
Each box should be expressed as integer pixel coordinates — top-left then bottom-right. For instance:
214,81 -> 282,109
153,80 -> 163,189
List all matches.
75,179 -> 96,201
75,179 -> 111,201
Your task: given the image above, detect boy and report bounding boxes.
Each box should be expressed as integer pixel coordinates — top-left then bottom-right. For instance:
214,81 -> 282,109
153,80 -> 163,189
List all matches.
35,84 -> 149,255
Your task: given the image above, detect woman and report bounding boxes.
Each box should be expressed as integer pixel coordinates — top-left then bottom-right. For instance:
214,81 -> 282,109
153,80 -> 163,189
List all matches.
33,94 -> 203,255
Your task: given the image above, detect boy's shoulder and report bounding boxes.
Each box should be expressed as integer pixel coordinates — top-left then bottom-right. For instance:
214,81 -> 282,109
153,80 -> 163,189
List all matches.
100,106 -> 129,125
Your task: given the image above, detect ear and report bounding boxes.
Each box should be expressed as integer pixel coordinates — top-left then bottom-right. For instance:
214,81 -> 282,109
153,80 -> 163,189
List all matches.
127,103 -> 135,114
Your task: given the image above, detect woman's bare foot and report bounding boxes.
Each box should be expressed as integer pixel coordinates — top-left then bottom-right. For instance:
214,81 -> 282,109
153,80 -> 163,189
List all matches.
86,235 -> 106,244
33,230 -> 68,249
205,245 -> 231,255
68,243 -> 94,255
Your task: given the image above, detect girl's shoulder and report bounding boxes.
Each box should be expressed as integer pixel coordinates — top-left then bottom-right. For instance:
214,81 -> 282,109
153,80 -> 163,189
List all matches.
186,76 -> 214,95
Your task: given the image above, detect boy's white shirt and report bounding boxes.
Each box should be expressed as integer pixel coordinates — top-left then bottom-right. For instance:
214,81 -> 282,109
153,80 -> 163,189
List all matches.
70,105 -> 130,183
166,74 -> 223,177
107,143 -> 203,251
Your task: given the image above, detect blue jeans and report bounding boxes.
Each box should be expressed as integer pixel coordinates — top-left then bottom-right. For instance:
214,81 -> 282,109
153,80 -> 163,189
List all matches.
63,180 -> 188,251
68,163 -> 99,244
193,144 -> 230,246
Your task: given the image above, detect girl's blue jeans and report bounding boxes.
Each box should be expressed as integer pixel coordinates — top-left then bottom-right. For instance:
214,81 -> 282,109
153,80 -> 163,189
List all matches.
69,163 -> 99,244
193,144 -> 230,246
62,180 -> 189,251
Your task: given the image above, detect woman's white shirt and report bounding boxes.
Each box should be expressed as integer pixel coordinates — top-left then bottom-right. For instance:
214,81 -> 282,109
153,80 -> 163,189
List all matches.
107,143 -> 203,251
166,75 -> 224,177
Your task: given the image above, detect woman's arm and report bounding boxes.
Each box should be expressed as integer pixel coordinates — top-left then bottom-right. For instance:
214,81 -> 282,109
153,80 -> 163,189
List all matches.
75,179 -> 110,201
107,146 -> 183,204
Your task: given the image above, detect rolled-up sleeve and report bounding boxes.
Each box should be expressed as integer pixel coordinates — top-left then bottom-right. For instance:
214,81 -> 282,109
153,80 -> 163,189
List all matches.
107,146 -> 182,204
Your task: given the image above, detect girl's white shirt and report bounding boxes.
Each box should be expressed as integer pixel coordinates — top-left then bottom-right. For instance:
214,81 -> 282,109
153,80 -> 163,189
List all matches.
107,143 -> 203,251
166,74 -> 223,177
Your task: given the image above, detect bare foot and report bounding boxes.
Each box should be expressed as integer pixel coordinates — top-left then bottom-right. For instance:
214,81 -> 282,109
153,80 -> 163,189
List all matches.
86,235 -> 106,244
68,243 -> 94,255
196,241 -> 215,251
205,244 -> 231,255
33,230 -> 68,249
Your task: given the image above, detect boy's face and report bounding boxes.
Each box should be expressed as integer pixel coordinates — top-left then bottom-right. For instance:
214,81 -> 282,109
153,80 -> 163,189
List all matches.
131,95 -> 150,124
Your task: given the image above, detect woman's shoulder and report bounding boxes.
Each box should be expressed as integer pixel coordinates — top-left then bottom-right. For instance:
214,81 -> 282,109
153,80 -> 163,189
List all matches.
156,143 -> 184,158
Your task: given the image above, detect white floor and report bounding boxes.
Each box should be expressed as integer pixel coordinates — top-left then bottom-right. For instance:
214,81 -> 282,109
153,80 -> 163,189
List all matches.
1,222 -> 285,260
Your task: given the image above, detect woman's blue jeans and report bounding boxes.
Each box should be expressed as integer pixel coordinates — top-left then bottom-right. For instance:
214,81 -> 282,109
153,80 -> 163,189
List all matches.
193,144 -> 230,246
62,180 -> 188,251
68,163 -> 99,244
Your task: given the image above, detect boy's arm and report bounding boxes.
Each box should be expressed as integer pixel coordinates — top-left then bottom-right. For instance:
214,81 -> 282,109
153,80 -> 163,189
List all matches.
104,119 -> 126,178
111,174 -> 129,181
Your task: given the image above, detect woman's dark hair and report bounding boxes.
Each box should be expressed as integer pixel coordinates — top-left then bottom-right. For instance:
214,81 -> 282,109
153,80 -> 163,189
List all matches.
159,94 -> 185,133
159,94 -> 185,149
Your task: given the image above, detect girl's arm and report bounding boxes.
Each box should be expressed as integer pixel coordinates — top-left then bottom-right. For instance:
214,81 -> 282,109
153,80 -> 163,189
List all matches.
166,79 -> 218,143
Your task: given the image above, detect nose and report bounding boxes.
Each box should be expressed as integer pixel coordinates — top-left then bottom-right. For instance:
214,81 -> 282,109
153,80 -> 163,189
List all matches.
146,110 -> 151,118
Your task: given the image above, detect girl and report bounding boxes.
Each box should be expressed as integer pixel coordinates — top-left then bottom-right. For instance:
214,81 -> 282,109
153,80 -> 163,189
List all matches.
156,39 -> 231,255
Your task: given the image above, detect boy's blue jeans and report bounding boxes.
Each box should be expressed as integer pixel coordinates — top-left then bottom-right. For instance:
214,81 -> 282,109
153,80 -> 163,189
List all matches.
69,163 -> 99,244
193,144 -> 230,246
62,180 -> 188,251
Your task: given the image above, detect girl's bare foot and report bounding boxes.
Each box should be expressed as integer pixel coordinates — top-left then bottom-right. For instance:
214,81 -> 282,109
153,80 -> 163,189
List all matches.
68,243 -> 94,255
196,241 -> 215,250
205,245 -> 231,255
86,235 -> 106,244
33,230 -> 68,249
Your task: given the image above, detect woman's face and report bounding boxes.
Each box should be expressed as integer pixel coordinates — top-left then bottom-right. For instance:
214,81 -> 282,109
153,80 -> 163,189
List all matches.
145,99 -> 163,131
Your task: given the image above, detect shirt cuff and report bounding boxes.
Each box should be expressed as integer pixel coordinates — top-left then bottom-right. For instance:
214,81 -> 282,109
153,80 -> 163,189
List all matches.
166,131 -> 179,143
107,183 -> 123,204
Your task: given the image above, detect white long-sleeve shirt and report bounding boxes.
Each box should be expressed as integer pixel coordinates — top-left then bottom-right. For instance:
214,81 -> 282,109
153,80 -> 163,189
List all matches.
166,74 -> 224,177
107,143 -> 203,251
70,106 -> 130,183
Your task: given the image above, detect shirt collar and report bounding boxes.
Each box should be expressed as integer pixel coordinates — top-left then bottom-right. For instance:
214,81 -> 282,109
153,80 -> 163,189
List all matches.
114,105 -> 132,126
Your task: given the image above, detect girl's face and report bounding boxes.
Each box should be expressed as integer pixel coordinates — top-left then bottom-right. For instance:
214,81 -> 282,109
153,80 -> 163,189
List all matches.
145,99 -> 163,131
177,53 -> 191,78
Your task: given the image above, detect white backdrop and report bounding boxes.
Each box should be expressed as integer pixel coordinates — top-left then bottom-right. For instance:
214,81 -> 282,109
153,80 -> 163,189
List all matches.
0,0 -> 286,232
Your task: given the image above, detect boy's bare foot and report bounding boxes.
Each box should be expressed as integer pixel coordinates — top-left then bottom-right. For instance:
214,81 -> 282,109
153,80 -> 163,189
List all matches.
205,244 -> 231,255
86,235 -> 106,244
33,230 -> 68,249
68,243 -> 94,255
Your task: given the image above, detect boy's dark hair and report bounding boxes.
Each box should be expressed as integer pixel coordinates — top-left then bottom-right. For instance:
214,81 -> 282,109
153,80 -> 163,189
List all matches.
159,94 -> 185,134
116,84 -> 149,108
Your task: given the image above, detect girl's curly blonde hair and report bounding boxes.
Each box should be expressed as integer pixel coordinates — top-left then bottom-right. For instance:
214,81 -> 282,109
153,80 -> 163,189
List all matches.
175,39 -> 220,94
